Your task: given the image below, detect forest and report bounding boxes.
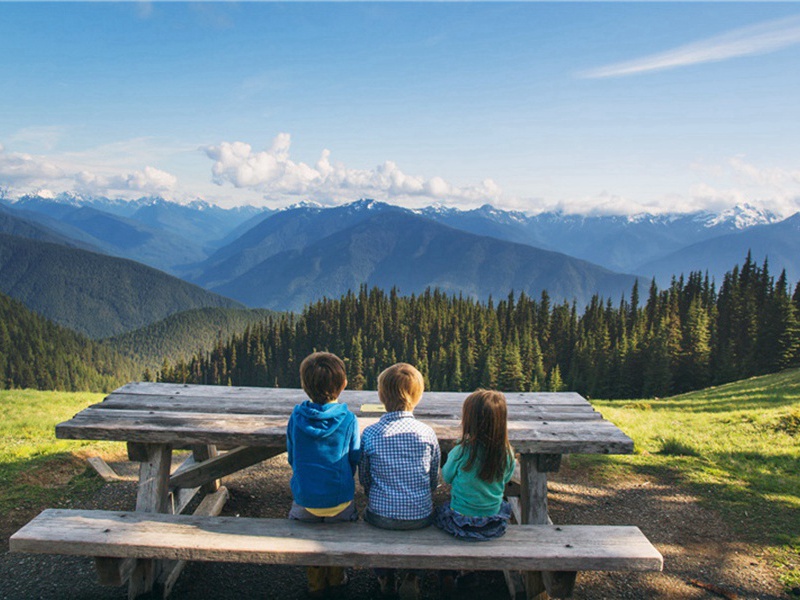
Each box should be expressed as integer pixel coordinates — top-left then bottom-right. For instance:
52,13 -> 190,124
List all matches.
158,253 -> 800,399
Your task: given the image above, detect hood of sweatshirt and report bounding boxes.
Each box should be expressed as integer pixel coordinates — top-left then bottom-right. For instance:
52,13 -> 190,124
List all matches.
292,400 -> 353,440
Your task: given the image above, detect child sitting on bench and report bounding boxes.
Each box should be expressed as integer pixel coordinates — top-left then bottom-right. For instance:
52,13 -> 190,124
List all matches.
359,363 -> 441,599
286,352 -> 360,598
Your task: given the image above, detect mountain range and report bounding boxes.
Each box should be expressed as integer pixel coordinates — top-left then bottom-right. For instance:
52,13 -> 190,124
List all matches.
0,233 -> 242,338
1,193 -> 797,333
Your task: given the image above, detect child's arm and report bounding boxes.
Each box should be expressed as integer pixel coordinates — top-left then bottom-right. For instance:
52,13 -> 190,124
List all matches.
358,448 -> 372,495
441,444 -> 461,485
348,417 -> 361,474
430,439 -> 441,492
286,413 -> 295,467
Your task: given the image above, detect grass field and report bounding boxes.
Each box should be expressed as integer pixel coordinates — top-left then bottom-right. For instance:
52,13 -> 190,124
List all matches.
0,389 -> 122,517
1,370 -> 798,588
587,367 -> 800,589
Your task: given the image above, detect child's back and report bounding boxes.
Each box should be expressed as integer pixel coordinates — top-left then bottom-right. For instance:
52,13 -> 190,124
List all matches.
436,389 -> 515,541
286,352 -> 359,598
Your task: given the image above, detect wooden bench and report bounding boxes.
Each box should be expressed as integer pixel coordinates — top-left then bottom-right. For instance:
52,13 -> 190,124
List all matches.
11,507 -> 663,599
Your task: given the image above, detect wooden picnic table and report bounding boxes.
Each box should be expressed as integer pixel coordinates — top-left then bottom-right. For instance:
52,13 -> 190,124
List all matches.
55,382 -> 635,599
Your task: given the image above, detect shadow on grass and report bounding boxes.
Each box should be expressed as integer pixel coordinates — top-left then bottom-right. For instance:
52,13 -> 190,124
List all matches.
0,451 -> 105,552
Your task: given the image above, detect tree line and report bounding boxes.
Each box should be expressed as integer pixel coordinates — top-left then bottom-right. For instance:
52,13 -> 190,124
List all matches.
0,292 -> 139,392
158,253 -> 800,399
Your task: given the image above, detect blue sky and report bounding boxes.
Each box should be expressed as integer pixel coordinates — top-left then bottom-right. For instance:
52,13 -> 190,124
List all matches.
1,2 -> 799,216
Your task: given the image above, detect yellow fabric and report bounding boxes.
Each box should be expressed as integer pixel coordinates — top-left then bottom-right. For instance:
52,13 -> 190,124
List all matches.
304,500 -> 352,517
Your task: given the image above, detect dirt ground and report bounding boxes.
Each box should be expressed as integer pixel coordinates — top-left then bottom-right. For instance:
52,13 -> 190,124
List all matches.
0,453 -> 794,600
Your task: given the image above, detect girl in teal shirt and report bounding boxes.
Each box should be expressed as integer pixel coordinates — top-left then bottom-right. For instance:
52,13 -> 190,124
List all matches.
435,389 -> 515,540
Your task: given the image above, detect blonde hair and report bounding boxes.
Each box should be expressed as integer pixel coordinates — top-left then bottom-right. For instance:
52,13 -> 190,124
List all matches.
378,363 -> 424,412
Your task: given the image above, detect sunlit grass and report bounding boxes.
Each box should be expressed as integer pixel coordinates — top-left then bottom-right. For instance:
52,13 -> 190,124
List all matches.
0,389 -> 123,515
585,367 -> 800,591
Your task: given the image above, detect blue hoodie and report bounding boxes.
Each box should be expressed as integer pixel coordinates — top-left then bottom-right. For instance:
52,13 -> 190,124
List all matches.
286,400 -> 361,509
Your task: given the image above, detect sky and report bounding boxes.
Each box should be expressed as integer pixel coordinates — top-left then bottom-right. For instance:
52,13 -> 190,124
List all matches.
1,2 -> 800,216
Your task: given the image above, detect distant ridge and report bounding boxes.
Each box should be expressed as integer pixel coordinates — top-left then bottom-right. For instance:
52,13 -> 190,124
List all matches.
0,234 -> 243,338
106,306 -> 279,370
212,211 -> 643,311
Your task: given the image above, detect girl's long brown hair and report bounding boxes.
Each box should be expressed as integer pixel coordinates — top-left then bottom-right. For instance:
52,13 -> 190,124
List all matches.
460,389 -> 514,482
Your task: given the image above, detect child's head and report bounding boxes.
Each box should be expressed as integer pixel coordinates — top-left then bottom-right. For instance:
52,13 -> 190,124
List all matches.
377,363 -> 424,412
460,389 -> 513,482
299,352 -> 347,404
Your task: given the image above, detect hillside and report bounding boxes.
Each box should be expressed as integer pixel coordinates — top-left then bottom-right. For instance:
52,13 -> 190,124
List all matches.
212,211 -> 642,311
0,234 -> 243,338
0,292 -> 138,392
107,307 -> 278,370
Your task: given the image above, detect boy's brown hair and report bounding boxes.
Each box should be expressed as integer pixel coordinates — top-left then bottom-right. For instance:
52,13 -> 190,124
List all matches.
299,352 -> 347,404
460,389 -> 514,483
377,363 -> 424,412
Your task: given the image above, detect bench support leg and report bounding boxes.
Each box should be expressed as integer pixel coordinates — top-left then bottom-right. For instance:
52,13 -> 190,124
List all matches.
156,487 -> 230,599
128,443 -> 172,600
543,572 -> 578,598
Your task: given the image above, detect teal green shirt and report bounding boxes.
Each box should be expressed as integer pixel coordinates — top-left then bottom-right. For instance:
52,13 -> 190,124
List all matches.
442,443 -> 515,517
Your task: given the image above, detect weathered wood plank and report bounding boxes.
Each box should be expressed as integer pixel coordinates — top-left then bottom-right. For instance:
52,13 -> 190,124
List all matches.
520,454 -> 550,600
11,509 -> 664,573
129,444 -> 172,599
157,487 -> 229,599
87,457 -> 121,482
112,382 -> 591,406
191,445 -> 220,493
169,447 -> 283,490
94,556 -> 137,586
57,409 -> 633,455
95,394 -> 599,420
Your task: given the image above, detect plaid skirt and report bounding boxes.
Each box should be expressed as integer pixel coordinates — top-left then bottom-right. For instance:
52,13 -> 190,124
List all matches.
434,500 -> 512,541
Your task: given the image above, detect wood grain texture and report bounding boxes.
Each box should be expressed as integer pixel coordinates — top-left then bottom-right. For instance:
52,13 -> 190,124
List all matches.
95,394 -> 600,421
11,509 -> 664,573
57,409 -> 633,455
169,447 -> 283,490
114,383 -> 590,406
157,487 -> 229,599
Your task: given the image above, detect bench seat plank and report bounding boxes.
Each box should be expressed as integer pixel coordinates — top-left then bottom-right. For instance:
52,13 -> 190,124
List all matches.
12,509 -> 663,573
57,409 -> 633,454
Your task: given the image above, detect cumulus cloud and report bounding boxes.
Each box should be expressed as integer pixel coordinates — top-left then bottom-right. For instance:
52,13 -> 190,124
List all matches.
0,143 -> 178,199
581,15 -> 800,78
204,133 -> 502,206
75,166 -> 177,196
0,145 -> 65,185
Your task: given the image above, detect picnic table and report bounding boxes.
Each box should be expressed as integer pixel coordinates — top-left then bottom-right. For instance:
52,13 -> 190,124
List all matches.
11,382 -> 660,599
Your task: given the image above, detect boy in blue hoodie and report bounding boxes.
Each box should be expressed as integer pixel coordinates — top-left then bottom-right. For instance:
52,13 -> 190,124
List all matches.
287,352 -> 360,598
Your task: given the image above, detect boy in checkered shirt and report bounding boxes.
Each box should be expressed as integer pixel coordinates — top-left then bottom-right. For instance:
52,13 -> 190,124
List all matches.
359,362 -> 441,598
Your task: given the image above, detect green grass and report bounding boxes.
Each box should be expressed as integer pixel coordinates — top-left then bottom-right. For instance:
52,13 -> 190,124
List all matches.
586,368 -> 800,590
0,389 -> 123,517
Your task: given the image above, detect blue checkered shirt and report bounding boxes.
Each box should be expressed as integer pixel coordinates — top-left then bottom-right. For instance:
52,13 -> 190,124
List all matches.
359,411 -> 441,521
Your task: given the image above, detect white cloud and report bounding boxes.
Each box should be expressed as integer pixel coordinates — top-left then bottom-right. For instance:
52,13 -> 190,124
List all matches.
0,146 -> 65,185
75,166 -> 177,196
581,15 -> 800,79
204,133 -> 503,207
0,143 -> 178,199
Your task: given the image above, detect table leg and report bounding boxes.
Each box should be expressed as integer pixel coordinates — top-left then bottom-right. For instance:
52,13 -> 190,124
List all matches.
128,443 -> 172,600
520,453 -> 577,599
520,454 -> 549,600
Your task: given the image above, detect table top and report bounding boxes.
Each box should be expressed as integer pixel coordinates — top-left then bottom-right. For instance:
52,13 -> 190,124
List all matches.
56,382 -> 633,455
